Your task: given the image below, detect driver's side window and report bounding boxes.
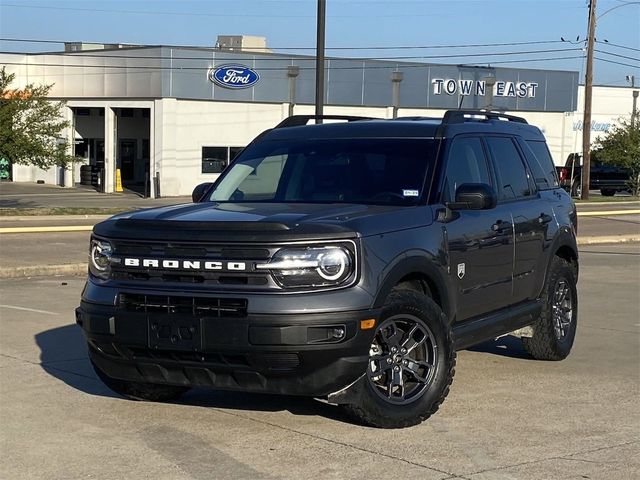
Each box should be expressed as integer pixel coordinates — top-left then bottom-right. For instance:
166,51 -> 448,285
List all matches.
442,137 -> 491,203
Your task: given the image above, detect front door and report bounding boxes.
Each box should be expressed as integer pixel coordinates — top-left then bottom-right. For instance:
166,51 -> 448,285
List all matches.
441,135 -> 514,321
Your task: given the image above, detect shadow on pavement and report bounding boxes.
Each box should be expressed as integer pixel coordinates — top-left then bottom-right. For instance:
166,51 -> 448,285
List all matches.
35,324 -> 352,423
35,324 -> 119,398
468,334 -> 531,359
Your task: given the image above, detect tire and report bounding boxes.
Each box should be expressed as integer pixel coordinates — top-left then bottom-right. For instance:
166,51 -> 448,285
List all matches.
571,179 -> 582,198
343,290 -> 455,428
91,360 -> 189,402
522,256 -> 578,361
600,189 -> 615,197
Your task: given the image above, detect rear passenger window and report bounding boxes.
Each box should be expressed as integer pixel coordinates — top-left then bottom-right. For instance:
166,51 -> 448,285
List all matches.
442,137 -> 491,203
524,141 -> 559,189
486,137 -> 532,200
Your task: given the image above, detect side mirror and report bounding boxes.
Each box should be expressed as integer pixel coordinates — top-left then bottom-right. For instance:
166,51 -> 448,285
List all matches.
450,183 -> 497,210
192,182 -> 213,203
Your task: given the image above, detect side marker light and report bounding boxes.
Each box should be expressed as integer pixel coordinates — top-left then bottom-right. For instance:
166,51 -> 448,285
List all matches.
360,319 -> 376,330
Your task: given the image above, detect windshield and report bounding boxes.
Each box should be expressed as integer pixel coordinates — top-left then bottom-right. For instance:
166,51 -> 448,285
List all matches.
207,138 -> 436,205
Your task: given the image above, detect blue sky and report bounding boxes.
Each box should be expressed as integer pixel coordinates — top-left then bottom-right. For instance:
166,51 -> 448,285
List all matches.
0,0 -> 638,86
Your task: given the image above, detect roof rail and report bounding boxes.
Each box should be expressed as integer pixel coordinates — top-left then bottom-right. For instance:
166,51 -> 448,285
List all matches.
274,115 -> 375,129
442,110 -> 528,125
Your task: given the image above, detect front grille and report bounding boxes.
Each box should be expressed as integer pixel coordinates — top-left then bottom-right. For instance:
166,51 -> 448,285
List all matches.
110,240 -> 273,286
118,293 -> 248,318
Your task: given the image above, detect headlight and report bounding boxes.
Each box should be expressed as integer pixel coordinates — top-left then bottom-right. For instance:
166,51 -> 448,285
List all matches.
89,238 -> 113,279
257,246 -> 354,288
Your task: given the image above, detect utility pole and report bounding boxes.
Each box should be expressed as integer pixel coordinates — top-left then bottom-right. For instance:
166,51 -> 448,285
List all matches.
581,0 -> 597,200
315,0 -> 326,121
391,71 -> 403,119
633,90 -> 639,128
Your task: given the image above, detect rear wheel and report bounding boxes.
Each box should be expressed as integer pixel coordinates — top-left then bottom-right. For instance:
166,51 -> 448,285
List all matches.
91,360 -> 189,402
344,290 -> 455,428
600,188 -> 616,197
571,178 -> 582,198
522,256 -> 578,361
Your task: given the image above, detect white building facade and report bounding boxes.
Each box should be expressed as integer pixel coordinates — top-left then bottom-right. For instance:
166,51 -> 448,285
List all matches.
1,47 -> 637,197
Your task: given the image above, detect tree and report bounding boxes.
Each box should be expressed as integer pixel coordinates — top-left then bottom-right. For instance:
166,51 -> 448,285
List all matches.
0,66 -> 74,170
593,113 -> 640,197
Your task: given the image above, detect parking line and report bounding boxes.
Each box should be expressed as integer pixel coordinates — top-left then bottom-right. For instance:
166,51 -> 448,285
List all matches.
0,210 -> 637,234
577,209 -> 640,217
0,304 -> 59,315
0,225 -> 94,234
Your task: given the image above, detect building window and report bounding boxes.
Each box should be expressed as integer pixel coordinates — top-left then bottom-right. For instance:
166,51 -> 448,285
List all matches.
202,146 -> 244,174
202,147 -> 229,173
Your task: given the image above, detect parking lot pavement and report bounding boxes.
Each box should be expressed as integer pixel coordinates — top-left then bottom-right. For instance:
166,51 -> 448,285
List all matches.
0,245 -> 638,479
0,182 -> 190,209
578,213 -> 640,238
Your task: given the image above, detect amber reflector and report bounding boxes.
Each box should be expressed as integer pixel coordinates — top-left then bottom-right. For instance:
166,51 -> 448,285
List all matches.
360,319 -> 376,330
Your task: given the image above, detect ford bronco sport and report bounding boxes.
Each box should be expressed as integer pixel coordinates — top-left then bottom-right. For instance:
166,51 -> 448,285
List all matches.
77,110 -> 579,428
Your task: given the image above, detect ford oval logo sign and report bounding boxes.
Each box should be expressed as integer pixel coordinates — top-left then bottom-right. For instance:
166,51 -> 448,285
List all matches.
209,64 -> 260,89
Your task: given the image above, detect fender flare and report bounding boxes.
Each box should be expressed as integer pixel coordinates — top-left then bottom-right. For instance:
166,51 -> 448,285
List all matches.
539,228 -> 579,296
372,254 -> 454,322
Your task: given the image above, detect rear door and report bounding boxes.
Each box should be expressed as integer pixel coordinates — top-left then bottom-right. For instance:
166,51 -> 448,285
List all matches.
485,136 -> 548,304
441,135 -> 514,321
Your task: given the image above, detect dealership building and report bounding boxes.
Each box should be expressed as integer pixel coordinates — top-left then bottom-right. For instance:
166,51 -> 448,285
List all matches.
1,39 -> 638,197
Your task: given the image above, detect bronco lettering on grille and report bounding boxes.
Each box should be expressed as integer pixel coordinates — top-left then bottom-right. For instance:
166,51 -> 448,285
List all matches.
123,258 -> 247,271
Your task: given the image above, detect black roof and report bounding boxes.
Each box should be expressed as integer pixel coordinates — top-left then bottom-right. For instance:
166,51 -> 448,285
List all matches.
262,112 -> 545,142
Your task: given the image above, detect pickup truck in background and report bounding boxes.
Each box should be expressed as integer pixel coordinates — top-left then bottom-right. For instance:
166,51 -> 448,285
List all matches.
557,153 -> 631,197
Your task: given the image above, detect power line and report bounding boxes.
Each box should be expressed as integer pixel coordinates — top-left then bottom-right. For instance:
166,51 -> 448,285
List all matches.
468,55 -> 584,66
595,40 -> 640,53
0,47 -> 584,62
0,3 -> 317,18
594,49 -> 640,63
0,37 -> 567,51
594,56 -> 640,69
0,55 -> 589,72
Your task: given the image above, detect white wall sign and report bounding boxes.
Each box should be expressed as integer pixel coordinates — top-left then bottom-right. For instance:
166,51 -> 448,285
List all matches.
432,79 -> 539,98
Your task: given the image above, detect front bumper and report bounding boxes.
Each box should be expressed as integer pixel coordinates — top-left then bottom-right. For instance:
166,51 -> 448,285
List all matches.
77,299 -> 379,397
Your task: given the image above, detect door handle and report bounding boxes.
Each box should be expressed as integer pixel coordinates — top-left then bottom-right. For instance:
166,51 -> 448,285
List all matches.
538,213 -> 553,225
491,220 -> 511,233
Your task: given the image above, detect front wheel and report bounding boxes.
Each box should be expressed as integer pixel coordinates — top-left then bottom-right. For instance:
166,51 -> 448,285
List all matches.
600,188 -> 616,197
522,256 -> 578,361
343,290 -> 455,428
92,360 -> 190,402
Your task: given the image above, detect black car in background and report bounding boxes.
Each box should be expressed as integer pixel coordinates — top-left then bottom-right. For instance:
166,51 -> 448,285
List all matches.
557,152 -> 631,197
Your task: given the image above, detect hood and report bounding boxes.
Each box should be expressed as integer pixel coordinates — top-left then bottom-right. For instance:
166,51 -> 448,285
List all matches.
94,202 -> 433,242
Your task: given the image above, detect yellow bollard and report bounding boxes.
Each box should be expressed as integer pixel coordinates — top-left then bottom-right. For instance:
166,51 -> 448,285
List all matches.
115,168 -> 123,193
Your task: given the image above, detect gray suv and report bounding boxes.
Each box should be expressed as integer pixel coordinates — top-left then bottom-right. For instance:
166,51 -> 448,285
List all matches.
77,110 -> 579,428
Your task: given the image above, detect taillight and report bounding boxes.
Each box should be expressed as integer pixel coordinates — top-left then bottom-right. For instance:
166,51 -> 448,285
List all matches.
559,167 -> 568,182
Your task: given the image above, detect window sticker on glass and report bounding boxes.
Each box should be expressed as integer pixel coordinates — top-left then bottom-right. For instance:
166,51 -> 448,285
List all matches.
402,189 -> 419,197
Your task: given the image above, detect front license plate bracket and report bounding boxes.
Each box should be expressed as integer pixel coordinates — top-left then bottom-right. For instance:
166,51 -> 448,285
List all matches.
148,316 -> 203,351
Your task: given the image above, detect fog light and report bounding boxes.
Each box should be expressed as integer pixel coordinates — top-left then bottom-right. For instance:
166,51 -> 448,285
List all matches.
332,327 -> 345,339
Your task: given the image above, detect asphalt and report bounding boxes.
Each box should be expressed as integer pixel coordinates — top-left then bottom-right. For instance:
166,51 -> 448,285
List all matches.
0,182 -> 191,209
0,244 -> 638,479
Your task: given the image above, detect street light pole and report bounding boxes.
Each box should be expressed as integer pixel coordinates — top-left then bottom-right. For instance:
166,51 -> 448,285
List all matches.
315,0 -> 326,121
581,0 -> 597,200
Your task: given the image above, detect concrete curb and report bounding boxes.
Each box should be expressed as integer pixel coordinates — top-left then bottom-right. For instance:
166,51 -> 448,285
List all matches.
0,215 -> 111,222
1,234 -> 638,279
0,263 -> 87,279
577,235 -> 640,245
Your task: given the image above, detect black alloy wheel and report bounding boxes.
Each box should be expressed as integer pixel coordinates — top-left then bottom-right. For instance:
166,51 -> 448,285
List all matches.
343,289 -> 455,428
367,314 -> 438,405
551,278 -> 573,340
